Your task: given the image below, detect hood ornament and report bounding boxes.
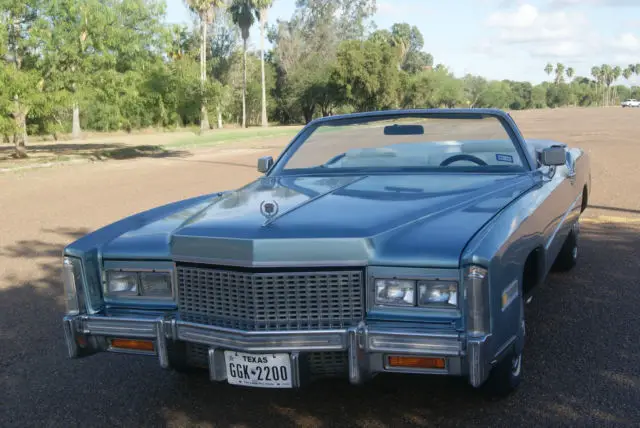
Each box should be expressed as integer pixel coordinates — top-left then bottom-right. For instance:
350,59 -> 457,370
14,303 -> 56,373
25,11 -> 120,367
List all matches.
260,200 -> 279,220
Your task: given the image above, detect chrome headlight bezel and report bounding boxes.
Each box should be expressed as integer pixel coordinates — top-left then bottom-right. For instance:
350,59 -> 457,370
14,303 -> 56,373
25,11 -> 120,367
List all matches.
372,275 -> 459,310
103,267 -> 175,302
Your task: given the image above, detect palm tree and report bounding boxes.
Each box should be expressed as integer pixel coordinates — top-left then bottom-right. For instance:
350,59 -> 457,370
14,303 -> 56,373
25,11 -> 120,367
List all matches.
229,0 -> 259,128
555,63 -> 565,85
591,66 -> 601,105
185,0 -> 226,132
566,67 -> 574,82
623,67 -> 633,81
601,64 -> 613,106
544,63 -> 553,81
612,66 -> 622,105
254,0 -> 273,128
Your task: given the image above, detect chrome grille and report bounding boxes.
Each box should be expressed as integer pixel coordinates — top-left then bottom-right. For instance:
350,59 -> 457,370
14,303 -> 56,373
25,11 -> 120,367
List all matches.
176,265 -> 364,331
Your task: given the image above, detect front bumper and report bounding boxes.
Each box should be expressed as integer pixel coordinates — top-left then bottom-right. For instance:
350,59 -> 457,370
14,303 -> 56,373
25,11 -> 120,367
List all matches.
63,314 -> 492,387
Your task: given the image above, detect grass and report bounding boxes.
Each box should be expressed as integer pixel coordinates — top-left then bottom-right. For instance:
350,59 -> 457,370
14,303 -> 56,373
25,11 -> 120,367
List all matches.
165,126 -> 304,149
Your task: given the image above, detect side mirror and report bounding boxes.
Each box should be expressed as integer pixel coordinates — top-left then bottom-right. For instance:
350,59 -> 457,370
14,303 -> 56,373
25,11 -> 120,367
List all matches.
257,156 -> 274,173
540,146 -> 566,166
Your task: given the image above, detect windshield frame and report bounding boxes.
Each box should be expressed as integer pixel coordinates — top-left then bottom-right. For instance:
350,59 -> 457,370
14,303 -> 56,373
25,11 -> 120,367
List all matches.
267,109 -> 536,177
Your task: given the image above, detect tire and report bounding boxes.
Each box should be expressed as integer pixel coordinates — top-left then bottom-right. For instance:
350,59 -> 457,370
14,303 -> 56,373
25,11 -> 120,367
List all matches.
551,223 -> 579,272
482,344 -> 523,398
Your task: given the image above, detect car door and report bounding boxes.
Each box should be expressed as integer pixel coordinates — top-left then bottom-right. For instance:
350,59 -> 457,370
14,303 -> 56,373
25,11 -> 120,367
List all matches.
535,152 -> 581,273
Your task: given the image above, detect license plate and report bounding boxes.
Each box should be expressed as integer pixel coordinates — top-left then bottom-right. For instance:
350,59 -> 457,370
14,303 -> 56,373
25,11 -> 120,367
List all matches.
223,351 -> 293,388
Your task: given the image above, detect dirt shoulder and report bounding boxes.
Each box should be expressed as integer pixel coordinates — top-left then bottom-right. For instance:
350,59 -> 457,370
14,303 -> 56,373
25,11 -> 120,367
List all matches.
0,125 -> 301,172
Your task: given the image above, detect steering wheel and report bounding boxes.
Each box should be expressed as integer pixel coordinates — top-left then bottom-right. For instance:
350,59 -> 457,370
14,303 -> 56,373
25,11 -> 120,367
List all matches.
440,154 -> 487,166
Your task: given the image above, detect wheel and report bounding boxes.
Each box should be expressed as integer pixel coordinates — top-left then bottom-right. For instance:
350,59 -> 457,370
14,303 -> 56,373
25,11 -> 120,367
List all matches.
482,345 -> 523,398
551,222 -> 579,272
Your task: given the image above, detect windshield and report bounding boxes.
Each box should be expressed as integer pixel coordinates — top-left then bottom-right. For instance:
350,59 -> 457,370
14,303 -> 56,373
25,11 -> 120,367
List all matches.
278,115 -> 526,173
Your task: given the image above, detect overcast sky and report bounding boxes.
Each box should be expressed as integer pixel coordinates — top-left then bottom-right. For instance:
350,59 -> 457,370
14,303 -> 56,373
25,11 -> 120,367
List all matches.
165,0 -> 640,84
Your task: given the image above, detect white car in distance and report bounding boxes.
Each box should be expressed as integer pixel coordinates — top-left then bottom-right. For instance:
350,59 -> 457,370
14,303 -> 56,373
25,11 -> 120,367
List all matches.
621,99 -> 640,107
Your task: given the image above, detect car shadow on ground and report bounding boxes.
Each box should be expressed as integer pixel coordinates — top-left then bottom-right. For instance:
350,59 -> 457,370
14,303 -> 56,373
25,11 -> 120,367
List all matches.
0,222 -> 638,427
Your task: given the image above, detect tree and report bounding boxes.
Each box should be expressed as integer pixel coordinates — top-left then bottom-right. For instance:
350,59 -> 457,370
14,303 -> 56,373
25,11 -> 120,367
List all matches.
554,63 -> 565,85
269,0 -> 376,123
623,67 -> 633,81
566,67 -> 574,82
331,39 -> 400,112
42,0 -> 167,140
185,0 -> 226,132
254,0 -> 273,127
229,0 -> 259,129
1,0 -> 49,157
544,63 -> 553,81
463,74 -> 488,108
591,66 -> 601,106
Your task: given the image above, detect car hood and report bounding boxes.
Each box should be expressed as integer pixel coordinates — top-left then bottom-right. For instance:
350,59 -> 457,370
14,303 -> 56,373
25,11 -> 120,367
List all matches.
100,173 -> 534,268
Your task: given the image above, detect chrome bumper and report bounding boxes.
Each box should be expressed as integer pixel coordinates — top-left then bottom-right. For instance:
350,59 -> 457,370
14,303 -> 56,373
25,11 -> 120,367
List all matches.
63,314 -> 492,387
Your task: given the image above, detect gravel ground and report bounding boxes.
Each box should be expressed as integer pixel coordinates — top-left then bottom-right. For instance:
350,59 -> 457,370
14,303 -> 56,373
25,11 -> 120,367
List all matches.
1,107 -> 639,428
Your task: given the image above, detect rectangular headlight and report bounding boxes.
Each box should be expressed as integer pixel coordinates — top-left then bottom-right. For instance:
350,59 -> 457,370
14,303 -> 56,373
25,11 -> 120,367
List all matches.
105,271 -> 172,299
106,271 -> 139,296
375,279 -> 416,306
140,272 -> 172,297
417,281 -> 458,308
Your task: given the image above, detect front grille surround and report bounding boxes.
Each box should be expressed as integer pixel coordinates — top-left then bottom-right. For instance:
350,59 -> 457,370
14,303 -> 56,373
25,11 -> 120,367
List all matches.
176,264 -> 365,331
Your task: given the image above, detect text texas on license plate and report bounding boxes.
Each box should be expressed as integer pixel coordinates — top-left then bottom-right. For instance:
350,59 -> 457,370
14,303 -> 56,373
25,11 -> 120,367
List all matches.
224,351 -> 293,388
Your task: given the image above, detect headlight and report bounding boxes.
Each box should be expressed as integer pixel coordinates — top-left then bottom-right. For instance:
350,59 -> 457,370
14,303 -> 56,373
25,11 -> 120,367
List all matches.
105,270 -> 172,299
140,272 -> 172,297
107,271 -> 138,295
418,281 -> 457,307
375,279 -> 416,306
374,278 -> 459,308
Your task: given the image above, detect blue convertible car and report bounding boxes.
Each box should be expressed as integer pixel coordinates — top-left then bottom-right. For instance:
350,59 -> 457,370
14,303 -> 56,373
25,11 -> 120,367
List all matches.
62,109 -> 590,396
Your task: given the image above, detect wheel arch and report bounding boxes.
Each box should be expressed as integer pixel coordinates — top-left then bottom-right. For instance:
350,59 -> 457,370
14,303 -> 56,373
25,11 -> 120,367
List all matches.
581,184 -> 589,213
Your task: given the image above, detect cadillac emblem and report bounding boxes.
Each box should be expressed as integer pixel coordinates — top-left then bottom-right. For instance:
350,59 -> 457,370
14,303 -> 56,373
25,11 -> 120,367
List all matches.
260,200 -> 279,219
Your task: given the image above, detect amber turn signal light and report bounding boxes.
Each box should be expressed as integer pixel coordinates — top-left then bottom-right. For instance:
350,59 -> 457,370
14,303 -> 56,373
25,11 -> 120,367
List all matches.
110,338 -> 155,352
388,355 -> 446,369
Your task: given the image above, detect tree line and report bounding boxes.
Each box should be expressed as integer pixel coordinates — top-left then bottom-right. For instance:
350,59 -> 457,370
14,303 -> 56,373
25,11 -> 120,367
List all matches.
2,0 -> 639,158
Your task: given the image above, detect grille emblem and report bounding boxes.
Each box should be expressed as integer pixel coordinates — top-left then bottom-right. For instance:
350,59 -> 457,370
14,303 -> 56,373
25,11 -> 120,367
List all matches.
260,200 -> 279,219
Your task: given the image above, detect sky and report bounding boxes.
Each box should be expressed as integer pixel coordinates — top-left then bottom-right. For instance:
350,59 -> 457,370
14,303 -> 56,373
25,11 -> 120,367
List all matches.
165,0 -> 640,84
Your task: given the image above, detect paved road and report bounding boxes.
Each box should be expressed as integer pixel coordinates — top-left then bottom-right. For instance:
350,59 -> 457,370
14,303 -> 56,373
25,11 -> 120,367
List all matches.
1,108 -> 639,427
